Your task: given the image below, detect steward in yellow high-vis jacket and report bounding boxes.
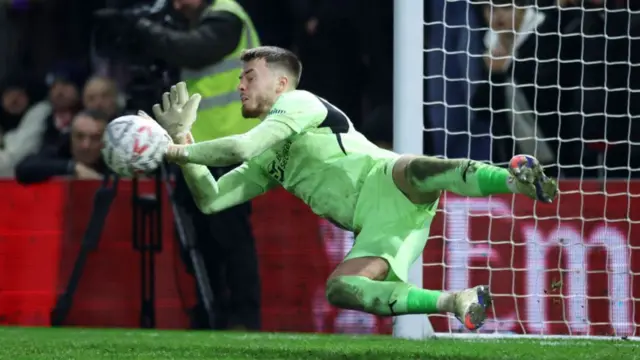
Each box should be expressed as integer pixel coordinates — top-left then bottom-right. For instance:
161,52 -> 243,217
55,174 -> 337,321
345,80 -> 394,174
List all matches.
131,0 -> 262,331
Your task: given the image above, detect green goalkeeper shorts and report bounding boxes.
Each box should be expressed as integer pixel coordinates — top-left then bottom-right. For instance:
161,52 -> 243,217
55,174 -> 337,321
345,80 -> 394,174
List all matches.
344,157 -> 438,283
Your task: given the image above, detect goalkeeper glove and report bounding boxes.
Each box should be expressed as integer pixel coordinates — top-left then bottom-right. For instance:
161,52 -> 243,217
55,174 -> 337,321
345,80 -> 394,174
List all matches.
152,82 -> 201,143
509,154 -> 558,203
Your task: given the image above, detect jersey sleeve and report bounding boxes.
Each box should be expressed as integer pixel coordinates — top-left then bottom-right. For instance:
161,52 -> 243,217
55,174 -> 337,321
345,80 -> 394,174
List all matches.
180,161 -> 277,214
233,160 -> 278,191
262,90 -> 328,134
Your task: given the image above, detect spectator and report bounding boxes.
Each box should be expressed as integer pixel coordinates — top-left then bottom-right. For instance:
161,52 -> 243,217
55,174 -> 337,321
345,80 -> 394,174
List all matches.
0,75 -> 47,176
38,65 -> 84,153
15,109 -> 107,184
82,75 -> 122,119
470,0 -> 584,177
1,75 -> 40,132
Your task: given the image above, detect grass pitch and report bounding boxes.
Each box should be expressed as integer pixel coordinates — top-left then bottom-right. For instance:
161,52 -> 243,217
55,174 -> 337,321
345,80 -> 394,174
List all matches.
0,327 -> 636,360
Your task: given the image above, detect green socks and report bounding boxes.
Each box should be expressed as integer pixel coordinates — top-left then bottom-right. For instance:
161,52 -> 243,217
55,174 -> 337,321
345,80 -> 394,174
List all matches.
329,276 -> 454,316
405,287 -> 443,314
475,165 -> 512,195
408,158 -> 514,197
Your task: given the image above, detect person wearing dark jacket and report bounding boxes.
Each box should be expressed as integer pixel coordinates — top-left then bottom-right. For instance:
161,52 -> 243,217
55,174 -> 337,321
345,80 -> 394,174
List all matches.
0,74 -> 46,177
15,109 -> 108,184
470,0 -> 587,178
576,0 -> 640,178
125,0 -> 263,330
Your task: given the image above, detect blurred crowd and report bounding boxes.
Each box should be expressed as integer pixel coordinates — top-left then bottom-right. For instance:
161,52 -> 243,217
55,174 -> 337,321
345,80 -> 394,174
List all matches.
2,0 -> 639,181
0,0 -> 394,183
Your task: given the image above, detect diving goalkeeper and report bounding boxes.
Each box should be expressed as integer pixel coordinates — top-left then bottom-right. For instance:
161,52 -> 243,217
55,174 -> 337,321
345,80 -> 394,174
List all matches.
150,46 -> 558,331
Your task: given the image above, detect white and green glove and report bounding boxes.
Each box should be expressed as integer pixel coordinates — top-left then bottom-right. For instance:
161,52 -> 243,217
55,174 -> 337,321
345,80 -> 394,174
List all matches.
150,82 -> 201,144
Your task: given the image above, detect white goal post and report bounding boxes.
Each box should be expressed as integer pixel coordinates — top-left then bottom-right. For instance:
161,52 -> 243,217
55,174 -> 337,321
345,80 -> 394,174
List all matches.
392,0 -> 434,340
392,0 -> 640,341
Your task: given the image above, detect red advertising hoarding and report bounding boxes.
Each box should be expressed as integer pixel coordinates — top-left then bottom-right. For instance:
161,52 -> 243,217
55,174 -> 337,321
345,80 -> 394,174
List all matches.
0,179 -> 637,336
424,181 -> 639,337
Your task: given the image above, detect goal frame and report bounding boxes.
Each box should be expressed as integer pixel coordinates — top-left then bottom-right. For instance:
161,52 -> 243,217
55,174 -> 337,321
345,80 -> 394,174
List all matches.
392,0 -> 435,340
391,0 -> 640,341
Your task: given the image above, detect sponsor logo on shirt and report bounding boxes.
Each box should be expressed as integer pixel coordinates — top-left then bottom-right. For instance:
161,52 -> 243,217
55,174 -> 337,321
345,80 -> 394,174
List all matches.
267,140 -> 292,183
268,108 -> 286,116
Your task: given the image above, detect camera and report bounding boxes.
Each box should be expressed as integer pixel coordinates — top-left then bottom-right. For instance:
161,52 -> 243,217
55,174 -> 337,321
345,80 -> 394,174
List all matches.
93,0 -> 171,63
92,0 -> 177,112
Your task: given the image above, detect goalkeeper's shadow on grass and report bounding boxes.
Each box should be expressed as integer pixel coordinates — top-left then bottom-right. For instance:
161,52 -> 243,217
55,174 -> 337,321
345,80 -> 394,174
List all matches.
51,163 -> 216,329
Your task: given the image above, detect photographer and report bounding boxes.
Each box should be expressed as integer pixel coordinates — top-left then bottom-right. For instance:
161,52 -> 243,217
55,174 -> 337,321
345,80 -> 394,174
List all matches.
112,0 -> 262,330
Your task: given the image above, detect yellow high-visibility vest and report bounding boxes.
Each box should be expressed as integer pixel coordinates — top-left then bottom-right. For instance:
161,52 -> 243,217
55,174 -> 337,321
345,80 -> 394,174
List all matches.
182,0 -> 260,141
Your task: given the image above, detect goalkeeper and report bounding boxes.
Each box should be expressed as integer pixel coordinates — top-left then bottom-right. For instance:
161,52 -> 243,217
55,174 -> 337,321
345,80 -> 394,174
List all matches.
150,46 -> 558,331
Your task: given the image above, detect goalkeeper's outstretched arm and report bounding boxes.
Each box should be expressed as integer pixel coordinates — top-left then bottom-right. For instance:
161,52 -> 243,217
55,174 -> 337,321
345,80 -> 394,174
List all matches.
181,161 -> 275,214
181,163 -> 271,214
167,133 -> 275,214
167,119 -> 296,167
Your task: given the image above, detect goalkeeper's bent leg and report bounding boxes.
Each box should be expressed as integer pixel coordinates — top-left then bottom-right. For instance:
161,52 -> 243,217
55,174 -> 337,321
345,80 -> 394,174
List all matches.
394,155 -> 516,202
325,275 -> 456,316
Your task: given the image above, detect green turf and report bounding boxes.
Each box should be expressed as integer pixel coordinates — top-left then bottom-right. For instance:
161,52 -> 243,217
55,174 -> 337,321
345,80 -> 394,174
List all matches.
0,327 -> 636,360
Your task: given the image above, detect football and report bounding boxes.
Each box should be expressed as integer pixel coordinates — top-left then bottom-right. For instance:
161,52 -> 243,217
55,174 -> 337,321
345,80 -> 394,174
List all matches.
101,115 -> 172,177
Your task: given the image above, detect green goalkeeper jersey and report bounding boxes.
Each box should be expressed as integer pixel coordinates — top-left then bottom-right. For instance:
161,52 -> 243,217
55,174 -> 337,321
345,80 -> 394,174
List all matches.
246,90 -> 398,231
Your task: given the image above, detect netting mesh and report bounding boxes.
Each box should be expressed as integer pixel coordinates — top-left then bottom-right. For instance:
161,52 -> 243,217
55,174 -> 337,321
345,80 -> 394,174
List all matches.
422,0 -> 639,337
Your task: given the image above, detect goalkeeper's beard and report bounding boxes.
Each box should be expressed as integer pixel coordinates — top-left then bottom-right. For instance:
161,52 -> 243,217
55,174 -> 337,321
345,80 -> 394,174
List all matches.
241,105 -> 258,119
241,96 -> 272,119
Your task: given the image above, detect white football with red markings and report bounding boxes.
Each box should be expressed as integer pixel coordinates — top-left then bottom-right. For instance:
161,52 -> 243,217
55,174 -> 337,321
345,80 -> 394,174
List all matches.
101,115 -> 172,177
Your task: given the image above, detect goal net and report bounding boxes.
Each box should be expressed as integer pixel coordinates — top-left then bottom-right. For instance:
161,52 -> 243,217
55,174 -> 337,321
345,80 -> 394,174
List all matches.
393,0 -> 640,339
